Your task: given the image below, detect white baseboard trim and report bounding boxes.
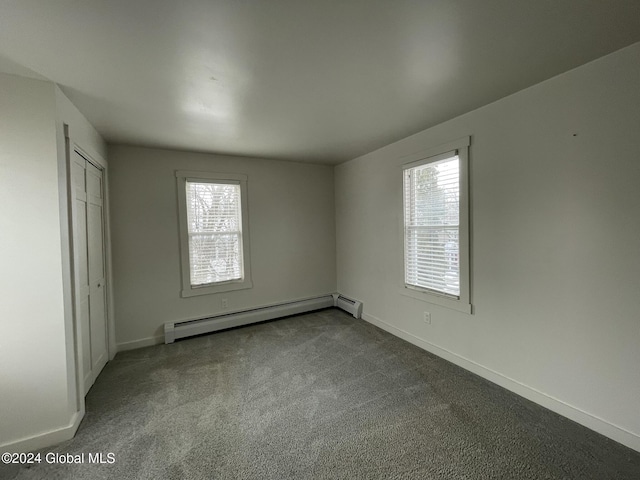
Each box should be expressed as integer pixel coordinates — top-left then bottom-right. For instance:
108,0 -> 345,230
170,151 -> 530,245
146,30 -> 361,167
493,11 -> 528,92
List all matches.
361,312 -> 640,453
116,335 -> 164,352
0,410 -> 84,454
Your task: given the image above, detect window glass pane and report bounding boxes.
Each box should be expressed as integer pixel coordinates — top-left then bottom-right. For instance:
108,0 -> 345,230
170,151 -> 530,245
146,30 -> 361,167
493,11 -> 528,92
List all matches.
186,181 -> 243,285
189,233 -> 241,285
404,155 -> 460,297
186,182 -> 241,234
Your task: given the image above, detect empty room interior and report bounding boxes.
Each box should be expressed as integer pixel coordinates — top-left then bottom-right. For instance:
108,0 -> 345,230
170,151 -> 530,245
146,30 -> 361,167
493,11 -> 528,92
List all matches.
1,1 -> 640,478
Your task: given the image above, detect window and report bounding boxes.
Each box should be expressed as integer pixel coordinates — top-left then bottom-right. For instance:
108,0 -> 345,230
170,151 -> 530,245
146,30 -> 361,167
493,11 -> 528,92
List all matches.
402,137 -> 471,313
176,171 -> 252,297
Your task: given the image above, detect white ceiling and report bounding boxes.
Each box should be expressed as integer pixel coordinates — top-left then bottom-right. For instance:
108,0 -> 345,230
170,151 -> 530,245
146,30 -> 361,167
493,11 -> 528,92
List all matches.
1,1 -> 639,164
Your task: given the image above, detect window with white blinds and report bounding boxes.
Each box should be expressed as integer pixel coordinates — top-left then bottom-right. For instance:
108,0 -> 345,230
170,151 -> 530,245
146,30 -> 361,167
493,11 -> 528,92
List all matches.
176,171 -> 252,297
186,181 -> 243,285
404,152 -> 460,297
402,137 -> 471,312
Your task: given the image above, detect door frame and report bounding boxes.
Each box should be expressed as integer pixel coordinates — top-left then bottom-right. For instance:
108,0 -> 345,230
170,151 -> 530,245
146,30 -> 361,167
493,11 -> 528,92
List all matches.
64,125 -> 115,408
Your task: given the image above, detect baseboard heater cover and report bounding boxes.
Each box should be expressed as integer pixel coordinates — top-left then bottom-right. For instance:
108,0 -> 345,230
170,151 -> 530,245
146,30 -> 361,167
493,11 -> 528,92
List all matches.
332,293 -> 363,319
164,295 -> 334,344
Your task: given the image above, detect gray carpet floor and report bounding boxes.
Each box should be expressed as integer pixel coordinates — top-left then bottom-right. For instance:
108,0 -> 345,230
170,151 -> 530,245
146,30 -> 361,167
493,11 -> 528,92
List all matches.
3,308 -> 640,480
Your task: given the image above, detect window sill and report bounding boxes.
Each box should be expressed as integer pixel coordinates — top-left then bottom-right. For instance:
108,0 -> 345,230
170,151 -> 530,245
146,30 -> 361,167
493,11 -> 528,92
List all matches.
181,279 -> 253,298
400,285 -> 472,314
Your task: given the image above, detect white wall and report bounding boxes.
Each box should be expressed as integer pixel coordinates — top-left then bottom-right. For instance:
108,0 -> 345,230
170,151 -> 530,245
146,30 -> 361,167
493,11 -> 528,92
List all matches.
0,73 -> 106,451
335,43 -> 640,451
0,74 -> 69,447
108,145 -> 336,348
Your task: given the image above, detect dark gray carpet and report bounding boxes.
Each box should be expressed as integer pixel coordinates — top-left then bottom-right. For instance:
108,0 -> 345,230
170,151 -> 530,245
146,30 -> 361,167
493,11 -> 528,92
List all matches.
3,308 -> 640,479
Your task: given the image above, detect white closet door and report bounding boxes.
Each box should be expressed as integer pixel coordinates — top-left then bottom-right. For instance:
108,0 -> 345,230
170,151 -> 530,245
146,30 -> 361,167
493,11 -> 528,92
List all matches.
72,152 -> 108,395
86,161 -> 108,379
72,155 -> 92,392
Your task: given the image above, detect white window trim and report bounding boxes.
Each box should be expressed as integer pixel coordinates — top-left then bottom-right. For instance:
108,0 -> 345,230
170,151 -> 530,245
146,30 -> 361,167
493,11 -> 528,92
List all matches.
400,136 -> 472,314
176,170 -> 253,297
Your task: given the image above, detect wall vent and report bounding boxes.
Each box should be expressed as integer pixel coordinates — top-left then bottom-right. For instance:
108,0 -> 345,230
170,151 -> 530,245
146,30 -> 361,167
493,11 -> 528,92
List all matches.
164,295 -> 334,344
332,293 -> 363,318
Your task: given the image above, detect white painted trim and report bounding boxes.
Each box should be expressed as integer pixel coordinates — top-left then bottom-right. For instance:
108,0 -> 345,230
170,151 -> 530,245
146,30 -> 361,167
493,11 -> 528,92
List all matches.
63,128 -> 86,420
399,136 -> 472,314
361,311 -> 640,453
175,170 -> 253,297
400,287 -> 472,314
116,335 -> 165,352
400,135 -> 471,164
102,163 -> 117,361
0,410 -> 84,454
58,124 -> 81,418
175,170 -> 247,182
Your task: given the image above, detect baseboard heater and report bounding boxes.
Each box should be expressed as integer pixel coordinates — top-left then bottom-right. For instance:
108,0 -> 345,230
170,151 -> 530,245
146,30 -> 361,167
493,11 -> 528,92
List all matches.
164,295 -> 333,344
164,293 -> 364,344
332,293 -> 363,319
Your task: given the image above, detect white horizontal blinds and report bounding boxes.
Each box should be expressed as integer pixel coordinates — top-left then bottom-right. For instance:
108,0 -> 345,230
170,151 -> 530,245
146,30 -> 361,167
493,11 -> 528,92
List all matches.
404,152 -> 461,297
186,181 -> 243,286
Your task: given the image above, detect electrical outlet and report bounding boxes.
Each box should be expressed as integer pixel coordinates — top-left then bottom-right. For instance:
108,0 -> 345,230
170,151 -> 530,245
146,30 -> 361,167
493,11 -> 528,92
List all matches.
423,312 -> 431,325
221,298 -> 228,310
